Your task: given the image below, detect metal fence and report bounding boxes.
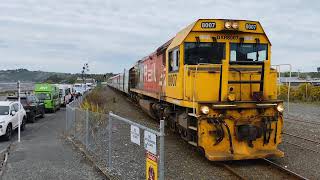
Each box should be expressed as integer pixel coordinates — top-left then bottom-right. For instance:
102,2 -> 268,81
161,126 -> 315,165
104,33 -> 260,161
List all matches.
65,99 -> 165,180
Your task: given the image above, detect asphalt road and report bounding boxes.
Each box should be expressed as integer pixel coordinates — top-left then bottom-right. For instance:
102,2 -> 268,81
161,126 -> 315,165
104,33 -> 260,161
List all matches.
1,108 -> 105,180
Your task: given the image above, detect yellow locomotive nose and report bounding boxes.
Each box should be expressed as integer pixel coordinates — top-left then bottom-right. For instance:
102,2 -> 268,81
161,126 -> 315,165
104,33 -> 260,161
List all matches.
199,107 -> 284,161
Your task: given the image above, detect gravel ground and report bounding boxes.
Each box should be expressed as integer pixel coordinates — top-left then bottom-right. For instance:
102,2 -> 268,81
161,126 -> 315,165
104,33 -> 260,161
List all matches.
222,159 -> 300,180
284,102 -> 320,122
69,86 -> 320,180
269,102 -> 320,179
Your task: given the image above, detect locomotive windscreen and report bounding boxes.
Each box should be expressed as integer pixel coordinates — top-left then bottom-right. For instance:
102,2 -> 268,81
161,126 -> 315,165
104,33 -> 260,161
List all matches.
230,43 -> 268,62
184,42 -> 225,65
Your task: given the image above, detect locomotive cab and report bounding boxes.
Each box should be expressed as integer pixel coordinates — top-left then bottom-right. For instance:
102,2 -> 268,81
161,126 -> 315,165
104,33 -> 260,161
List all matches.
165,19 -> 284,160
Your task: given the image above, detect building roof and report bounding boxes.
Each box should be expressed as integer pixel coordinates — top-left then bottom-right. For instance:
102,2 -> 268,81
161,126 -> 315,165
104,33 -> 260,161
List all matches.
279,77 -> 320,83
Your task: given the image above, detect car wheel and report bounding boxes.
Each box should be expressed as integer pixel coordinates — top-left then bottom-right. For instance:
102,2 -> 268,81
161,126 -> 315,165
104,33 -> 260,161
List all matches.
4,124 -> 12,141
29,111 -> 36,123
21,117 -> 26,131
40,109 -> 45,118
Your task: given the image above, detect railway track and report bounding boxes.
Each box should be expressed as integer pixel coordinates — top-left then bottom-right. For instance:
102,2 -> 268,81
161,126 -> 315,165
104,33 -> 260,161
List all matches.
285,117 -> 320,126
218,159 -> 309,180
217,162 -> 246,180
283,132 -> 320,144
261,158 -> 309,180
284,141 -> 320,154
282,132 -> 320,154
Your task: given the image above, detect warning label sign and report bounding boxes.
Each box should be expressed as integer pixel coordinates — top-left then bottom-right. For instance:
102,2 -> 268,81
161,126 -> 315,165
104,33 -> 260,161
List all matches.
144,131 -> 157,155
146,152 -> 158,180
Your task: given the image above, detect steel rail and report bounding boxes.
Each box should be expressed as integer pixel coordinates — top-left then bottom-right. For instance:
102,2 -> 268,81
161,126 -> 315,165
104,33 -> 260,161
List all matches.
284,141 -> 320,154
283,132 -> 320,144
285,117 -> 320,126
262,158 -> 309,180
217,163 -> 247,180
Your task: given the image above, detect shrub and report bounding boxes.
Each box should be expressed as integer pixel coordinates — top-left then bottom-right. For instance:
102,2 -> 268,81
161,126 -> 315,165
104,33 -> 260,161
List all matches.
278,84 -> 320,102
80,86 -> 107,113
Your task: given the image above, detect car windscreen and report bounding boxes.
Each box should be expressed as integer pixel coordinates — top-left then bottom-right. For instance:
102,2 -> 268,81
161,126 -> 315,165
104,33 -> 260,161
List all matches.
6,97 -> 28,105
0,106 -> 9,115
36,93 -> 51,100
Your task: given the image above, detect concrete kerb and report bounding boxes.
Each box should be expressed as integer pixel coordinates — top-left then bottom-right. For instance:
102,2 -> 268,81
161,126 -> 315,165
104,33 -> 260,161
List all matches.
65,136 -> 116,180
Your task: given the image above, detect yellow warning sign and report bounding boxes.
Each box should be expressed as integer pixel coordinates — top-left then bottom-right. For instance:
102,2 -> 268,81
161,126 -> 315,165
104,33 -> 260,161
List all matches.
146,152 -> 158,180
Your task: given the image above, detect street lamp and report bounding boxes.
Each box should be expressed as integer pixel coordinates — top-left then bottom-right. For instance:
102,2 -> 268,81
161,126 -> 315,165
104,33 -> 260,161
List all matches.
81,63 -> 89,92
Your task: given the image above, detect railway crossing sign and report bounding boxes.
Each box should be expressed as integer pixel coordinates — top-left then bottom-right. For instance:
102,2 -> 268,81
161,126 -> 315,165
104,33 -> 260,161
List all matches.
144,131 -> 157,155
146,151 -> 158,180
130,125 -> 140,145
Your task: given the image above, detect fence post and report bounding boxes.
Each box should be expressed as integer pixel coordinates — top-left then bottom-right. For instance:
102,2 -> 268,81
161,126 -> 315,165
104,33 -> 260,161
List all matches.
108,112 -> 113,170
159,120 -> 165,180
66,106 -> 68,133
86,109 -> 89,149
74,108 -> 77,137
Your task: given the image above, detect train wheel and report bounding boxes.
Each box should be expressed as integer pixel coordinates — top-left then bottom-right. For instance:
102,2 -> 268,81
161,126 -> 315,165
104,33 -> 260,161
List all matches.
169,120 -> 176,132
179,126 -> 188,141
197,146 -> 205,156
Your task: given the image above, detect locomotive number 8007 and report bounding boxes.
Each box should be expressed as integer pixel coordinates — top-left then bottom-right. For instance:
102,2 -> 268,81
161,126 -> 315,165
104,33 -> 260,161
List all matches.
108,19 -> 284,161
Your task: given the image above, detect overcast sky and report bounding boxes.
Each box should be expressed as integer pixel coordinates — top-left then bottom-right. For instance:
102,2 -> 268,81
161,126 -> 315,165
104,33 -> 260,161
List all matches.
0,0 -> 319,74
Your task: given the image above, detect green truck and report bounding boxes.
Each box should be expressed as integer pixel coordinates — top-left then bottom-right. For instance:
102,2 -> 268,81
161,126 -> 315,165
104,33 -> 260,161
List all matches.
34,83 -> 61,112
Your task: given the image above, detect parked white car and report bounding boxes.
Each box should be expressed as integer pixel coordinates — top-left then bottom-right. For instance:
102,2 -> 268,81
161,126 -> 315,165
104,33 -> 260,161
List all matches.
73,83 -> 86,95
0,101 -> 27,140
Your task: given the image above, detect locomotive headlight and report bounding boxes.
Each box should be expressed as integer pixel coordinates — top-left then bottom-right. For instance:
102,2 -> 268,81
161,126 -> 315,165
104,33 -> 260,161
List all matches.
277,104 -> 284,112
232,22 -> 239,29
224,21 -> 232,29
200,106 -> 210,114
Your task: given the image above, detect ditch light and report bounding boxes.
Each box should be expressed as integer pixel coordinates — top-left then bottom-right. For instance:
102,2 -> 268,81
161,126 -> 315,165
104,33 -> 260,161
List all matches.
224,21 -> 239,30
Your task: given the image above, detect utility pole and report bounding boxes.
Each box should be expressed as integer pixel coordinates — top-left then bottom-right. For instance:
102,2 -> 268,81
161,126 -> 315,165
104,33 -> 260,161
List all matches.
81,63 -> 89,92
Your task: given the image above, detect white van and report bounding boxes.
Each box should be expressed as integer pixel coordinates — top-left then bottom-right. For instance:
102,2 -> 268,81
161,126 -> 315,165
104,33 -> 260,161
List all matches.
55,84 -> 72,106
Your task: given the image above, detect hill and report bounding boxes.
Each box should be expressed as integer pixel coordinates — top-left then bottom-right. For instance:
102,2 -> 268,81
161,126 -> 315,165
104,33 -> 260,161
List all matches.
0,69 -> 114,83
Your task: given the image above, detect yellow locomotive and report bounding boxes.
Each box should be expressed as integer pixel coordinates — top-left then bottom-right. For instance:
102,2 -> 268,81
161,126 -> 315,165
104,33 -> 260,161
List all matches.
109,19 -> 284,161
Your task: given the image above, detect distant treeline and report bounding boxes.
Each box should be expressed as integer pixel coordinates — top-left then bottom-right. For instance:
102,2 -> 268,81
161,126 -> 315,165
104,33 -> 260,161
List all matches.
44,73 -> 114,84
0,68 -> 115,83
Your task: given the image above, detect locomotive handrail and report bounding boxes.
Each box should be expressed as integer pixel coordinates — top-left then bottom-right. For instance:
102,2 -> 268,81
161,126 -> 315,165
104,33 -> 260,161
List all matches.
228,80 -> 263,84
229,61 -> 264,65
272,64 -> 292,112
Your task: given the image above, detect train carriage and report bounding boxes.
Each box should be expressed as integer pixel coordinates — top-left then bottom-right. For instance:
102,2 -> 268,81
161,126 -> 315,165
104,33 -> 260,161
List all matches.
108,70 -> 129,93
108,19 -> 284,161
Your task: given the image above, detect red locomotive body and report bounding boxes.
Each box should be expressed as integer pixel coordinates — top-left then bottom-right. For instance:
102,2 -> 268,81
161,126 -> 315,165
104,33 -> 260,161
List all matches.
140,52 -> 165,95
129,40 -> 171,99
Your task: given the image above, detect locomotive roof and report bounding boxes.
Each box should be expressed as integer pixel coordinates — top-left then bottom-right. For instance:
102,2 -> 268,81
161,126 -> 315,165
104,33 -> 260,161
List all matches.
168,18 -> 270,50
